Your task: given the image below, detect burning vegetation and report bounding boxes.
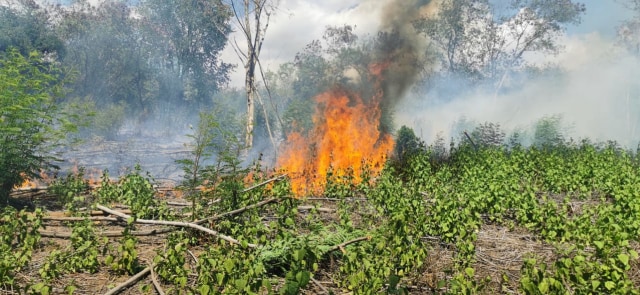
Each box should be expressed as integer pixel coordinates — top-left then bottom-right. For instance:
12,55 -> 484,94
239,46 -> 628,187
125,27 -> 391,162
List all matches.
277,86 -> 394,196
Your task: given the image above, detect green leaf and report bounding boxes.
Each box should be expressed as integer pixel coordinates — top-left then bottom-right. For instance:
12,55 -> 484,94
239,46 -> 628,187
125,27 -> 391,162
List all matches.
618,253 -> 630,266
199,284 -> 210,294
538,279 -> 549,293
465,267 -> 475,277
594,241 -> 605,250
235,278 -> 247,290
604,281 -> 615,290
295,271 -> 311,286
224,259 -> 234,273
592,280 -> 601,290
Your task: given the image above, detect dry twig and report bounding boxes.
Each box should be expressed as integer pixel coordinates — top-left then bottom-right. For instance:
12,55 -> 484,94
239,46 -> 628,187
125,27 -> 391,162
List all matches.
328,236 -> 370,253
40,227 -> 174,238
103,266 -> 151,295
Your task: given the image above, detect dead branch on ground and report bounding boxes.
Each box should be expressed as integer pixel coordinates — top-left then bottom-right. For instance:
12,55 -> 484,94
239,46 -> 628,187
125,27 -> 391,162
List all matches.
103,266 -> 150,295
195,197 -> 279,225
96,204 -> 256,248
40,227 -> 174,238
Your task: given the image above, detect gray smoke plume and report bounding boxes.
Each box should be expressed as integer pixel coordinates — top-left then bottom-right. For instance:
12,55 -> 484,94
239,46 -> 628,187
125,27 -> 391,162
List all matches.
375,0 -> 434,107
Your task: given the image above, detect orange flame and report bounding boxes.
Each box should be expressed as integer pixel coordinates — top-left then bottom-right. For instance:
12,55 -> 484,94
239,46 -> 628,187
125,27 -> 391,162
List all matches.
277,63 -> 394,196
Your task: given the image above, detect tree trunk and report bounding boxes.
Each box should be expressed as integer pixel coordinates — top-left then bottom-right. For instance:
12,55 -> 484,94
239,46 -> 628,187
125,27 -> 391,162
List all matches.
245,66 -> 256,148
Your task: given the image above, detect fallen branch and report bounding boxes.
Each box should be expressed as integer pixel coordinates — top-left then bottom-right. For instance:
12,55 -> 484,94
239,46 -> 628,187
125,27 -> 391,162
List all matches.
311,277 -> 330,294
103,266 -> 150,295
40,227 -> 174,238
41,209 -> 132,218
195,198 -> 279,225
150,265 -> 165,295
328,236 -> 370,253
297,206 -> 335,213
166,199 -> 220,207
305,197 -> 368,201
43,216 -> 120,222
96,204 -> 256,248
242,174 -> 287,193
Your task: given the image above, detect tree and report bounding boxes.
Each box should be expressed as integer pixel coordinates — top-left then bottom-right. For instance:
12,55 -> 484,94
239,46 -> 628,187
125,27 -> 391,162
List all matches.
54,1 -> 152,137
0,49 -> 74,204
0,5 -> 64,58
228,0 -> 278,148
413,0 -> 585,90
618,0 -> 640,55
142,0 -> 233,108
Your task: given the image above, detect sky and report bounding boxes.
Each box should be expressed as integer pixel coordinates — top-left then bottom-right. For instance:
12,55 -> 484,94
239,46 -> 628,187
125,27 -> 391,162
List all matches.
222,0 -> 637,87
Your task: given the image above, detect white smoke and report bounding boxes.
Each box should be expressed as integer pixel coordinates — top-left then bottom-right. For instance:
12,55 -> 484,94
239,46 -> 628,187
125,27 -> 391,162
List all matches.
396,32 -> 640,147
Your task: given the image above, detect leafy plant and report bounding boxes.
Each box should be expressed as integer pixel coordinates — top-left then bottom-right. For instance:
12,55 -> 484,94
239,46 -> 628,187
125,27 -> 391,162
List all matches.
0,207 -> 42,285
40,219 -> 101,280
0,49 -> 76,204
48,167 -> 90,212
105,227 -> 140,275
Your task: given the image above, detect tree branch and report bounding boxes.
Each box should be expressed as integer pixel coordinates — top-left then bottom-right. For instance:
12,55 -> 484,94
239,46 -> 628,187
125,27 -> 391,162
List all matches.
96,204 -> 256,248
103,266 -> 150,295
195,197 -> 279,225
328,236 -> 370,253
40,227 -> 175,238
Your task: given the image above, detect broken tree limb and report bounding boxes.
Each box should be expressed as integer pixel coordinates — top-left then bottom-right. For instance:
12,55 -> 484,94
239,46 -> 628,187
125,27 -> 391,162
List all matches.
242,174 -> 287,193
328,236 -> 370,253
195,197 -> 279,225
40,227 -> 174,238
96,204 -> 256,248
39,209 -> 133,219
42,216 -> 120,222
103,266 -> 151,295
150,264 -> 165,295
297,206 -> 335,213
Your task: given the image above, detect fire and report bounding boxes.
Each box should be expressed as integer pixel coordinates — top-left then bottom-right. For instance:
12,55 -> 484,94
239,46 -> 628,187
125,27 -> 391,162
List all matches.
277,83 -> 394,196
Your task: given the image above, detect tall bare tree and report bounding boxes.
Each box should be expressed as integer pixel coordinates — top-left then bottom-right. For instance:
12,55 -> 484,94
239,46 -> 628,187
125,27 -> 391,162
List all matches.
228,0 -> 278,148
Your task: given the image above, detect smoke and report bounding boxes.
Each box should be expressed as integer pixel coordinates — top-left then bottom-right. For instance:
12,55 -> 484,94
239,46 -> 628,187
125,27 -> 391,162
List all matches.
395,33 -> 640,148
375,0 -> 436,106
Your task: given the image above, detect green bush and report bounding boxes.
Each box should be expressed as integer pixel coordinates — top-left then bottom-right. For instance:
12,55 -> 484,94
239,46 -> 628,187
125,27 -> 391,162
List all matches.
0,49 -> 75,204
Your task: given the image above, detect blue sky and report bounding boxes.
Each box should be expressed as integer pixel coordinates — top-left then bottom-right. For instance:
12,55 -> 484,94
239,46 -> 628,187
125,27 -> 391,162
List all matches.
567,0 -> 635,37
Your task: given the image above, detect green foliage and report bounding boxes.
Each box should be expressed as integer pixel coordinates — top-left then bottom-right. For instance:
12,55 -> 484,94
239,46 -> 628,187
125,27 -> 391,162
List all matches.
177,110 -> 245,219
413,0 -> 585,86
81,101 -> 126,140
40,219 -> 101,280
533,114 -> 567,148
0,49 -> 74,204
153,231 -> 191,289
48,168 -> 91,212
141,0 -> 232,107
0,207 -> 42,285
95,165 -> 170,219
106,229 -> 141,275
196,244 -> 270,294
469,122 -> 506,148
0,6 -> 64,57
393,125 -> 424,165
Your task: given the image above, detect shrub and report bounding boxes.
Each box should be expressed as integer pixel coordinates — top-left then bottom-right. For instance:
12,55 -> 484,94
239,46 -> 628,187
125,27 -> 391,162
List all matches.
0,49 -> 75,204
